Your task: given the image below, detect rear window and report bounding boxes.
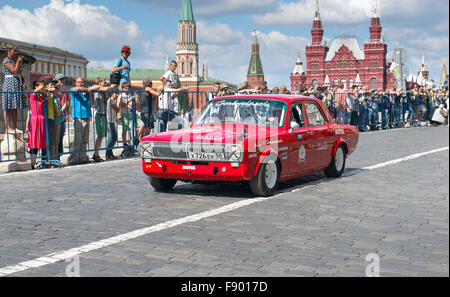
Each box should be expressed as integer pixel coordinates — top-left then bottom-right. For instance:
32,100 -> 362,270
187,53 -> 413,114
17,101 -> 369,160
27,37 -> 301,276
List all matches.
304,102 -> 327,127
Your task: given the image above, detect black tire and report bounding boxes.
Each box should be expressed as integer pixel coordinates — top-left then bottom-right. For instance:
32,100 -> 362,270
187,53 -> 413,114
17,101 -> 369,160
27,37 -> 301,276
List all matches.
324,144 -> 347,178
150,177 -> 177,191
249,158 -> 280,197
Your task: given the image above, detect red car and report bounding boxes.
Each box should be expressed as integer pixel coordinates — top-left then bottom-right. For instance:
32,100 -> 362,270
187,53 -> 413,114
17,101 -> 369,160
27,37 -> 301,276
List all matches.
138,95 -> 359,196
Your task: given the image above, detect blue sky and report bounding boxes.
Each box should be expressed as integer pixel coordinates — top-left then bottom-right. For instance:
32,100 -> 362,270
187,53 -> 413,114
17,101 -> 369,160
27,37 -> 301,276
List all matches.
0,0 -> 448,88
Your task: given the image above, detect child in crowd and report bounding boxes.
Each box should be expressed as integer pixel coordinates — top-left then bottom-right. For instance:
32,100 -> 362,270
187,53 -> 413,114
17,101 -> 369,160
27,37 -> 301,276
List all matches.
28,80 -> 47,169
45,79 -> 63,159
118,82 -> 143,147
106,91 -> 120,160
92,78 -> 117,162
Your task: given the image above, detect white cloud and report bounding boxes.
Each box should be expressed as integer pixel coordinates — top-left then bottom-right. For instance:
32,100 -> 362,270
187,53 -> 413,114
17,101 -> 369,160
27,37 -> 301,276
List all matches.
252,0 -> 428,26
435,18 -> 449,33
0,0 -> 142,56
408,36 -> 449,52
197,21 -> 245,45
0,0 -> 174,71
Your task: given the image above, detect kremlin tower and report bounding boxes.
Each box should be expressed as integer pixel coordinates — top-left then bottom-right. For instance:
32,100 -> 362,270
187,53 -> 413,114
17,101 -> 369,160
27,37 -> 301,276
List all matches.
246,31 -> 267,89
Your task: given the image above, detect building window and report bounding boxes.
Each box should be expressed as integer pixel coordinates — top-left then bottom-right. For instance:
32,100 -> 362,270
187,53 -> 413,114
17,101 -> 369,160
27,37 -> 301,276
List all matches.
371,78 -> 377,90
334,79 -> 339,86
350,62 -> 353,69
328,63 -> 331,71
341,79 -> 347,90
349,79 -> 354,87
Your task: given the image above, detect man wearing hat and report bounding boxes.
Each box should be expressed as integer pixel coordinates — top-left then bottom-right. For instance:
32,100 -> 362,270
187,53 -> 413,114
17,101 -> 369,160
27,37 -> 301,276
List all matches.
112,45 -> 132,86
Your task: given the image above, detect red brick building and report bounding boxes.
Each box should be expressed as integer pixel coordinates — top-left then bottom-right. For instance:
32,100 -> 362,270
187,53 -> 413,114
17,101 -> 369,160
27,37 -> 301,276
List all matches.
291,1 -> 396,92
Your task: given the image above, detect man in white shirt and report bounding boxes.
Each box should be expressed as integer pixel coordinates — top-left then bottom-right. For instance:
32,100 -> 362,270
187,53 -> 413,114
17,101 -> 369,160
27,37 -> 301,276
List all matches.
160,60 -> 179,88
157,80 -> 188,132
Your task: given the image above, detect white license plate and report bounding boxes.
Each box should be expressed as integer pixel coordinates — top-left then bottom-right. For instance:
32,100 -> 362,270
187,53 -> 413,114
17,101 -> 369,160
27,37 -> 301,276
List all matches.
188,152 -> 225,161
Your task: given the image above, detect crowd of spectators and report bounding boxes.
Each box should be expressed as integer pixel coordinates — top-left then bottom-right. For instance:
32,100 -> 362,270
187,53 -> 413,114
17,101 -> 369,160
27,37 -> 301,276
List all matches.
210,79 -> 449,132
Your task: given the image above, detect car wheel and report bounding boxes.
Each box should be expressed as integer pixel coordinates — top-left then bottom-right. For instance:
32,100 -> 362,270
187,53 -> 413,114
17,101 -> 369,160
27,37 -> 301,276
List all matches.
150,177 -> 177,191
249,158 -> 280,197
325,144 -> 346,178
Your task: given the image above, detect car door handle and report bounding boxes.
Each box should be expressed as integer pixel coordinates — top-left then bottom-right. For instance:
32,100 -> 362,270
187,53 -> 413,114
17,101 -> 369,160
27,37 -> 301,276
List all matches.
295,132 -> 307,140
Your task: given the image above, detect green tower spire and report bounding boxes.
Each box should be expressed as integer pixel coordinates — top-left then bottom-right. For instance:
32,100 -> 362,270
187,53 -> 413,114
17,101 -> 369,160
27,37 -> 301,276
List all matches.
248,30 -> 264,77
181,0 -> 194,21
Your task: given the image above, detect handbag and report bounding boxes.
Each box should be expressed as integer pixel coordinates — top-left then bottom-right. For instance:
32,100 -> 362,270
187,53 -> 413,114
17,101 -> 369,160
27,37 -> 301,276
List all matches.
110,59 -> 123,85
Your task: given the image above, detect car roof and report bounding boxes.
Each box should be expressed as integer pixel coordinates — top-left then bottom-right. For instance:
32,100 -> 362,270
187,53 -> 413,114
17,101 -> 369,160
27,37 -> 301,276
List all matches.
213,94 -> 323,105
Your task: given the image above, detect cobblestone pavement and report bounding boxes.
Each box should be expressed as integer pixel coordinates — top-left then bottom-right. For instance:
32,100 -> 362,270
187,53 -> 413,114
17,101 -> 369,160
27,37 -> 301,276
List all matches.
0,126 -> 448,277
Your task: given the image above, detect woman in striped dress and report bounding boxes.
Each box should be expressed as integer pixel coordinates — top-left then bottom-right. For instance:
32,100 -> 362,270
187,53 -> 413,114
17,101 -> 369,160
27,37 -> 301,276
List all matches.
2,43 -> 25,137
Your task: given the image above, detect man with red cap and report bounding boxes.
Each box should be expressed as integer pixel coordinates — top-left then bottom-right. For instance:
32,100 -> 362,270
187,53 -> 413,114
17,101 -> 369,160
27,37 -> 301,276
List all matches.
112,45 -> 131,85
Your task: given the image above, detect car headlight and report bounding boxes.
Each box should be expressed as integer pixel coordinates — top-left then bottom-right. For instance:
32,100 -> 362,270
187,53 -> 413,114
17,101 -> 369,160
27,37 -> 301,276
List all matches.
226,144 -> 242,162
138,142 -> 154,160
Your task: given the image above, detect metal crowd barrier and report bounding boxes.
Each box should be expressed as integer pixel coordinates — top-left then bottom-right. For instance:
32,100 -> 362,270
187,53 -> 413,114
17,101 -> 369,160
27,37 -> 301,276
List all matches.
1,89 -> 444,166
323,92 -> 441,130
0,90 -> 209,167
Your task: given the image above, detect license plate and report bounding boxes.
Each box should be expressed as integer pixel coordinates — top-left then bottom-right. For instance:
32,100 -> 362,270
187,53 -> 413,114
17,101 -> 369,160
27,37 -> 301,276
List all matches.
188,152 -> 225,161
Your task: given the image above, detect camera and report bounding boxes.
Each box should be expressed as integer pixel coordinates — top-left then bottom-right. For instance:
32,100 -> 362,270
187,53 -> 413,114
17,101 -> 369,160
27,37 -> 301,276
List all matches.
22,56 -> 31,64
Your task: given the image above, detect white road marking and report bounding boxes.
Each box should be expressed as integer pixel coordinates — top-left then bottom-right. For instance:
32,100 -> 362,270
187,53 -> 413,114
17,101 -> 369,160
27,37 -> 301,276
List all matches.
362,147 -> 449,170
0,146 -> 448,276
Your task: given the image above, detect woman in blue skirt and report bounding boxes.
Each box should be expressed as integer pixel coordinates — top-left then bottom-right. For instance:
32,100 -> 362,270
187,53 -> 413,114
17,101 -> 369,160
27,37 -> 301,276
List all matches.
2,43 -> 25,137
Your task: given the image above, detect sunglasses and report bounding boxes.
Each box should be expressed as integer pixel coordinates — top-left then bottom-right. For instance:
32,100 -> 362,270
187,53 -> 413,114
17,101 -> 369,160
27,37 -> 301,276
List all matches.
122,50 -> 130,54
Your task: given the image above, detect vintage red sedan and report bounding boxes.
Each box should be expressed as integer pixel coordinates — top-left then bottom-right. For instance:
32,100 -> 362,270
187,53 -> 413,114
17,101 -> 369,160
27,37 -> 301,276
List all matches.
138,95 -> 359,196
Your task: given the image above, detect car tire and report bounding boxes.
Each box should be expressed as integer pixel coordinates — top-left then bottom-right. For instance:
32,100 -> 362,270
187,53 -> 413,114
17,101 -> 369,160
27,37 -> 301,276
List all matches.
249,158 -> 280,197
150,177 -> 177,191
324,144 -> 346,178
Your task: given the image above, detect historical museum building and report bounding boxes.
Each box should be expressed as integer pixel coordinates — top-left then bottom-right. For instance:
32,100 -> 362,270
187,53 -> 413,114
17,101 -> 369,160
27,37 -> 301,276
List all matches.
291,1 -> 396,92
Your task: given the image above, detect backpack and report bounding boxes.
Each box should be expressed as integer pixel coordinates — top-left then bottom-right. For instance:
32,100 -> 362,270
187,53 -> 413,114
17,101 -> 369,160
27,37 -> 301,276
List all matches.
110,59 -> 123,85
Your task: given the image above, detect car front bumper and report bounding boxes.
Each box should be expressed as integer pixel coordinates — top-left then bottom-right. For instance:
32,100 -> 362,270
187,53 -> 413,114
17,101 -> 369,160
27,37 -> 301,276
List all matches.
142,159 -> 253,182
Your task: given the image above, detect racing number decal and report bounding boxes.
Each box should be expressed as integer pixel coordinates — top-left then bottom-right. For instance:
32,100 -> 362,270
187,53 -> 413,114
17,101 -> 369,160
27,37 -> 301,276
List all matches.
298,145 -> 306,162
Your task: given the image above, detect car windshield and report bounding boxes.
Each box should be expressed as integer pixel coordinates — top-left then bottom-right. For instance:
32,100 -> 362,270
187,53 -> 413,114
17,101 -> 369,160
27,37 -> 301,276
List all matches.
194,99 -> 286,127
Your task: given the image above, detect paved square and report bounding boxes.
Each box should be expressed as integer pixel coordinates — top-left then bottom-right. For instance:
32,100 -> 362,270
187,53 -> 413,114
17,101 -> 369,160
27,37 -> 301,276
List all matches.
0,126 -> 448,277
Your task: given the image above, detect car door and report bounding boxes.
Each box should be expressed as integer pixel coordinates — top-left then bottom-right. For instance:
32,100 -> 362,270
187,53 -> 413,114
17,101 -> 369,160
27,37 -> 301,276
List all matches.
303,101 -> 335,170
286,102 -> 315,176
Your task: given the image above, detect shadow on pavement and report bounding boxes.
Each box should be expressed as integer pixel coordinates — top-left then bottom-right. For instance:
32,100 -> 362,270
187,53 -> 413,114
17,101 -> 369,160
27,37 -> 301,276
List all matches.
163,167 -> 365,199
